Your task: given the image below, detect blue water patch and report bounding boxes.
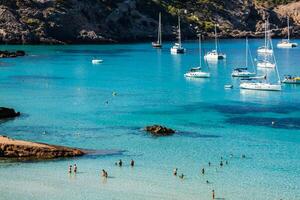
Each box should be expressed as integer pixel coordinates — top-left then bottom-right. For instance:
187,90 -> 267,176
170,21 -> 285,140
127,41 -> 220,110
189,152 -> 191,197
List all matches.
226,116 -> 300,130
9,75 -> 65,81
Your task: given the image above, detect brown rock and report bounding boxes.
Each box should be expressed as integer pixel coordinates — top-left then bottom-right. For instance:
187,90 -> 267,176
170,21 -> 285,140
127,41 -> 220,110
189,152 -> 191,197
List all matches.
144,125 -> 175,136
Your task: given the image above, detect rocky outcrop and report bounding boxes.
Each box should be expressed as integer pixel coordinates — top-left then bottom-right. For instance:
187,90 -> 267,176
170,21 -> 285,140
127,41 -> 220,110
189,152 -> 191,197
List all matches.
0,50 -> 25,58
144,125 -> 175,136
0,0 -> 299,44
0,136 -> 85,159
0,107 -> 20,119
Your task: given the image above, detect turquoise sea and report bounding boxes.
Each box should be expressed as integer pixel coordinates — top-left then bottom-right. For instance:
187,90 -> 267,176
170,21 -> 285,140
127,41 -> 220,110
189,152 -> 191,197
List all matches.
0,39 -> 299,200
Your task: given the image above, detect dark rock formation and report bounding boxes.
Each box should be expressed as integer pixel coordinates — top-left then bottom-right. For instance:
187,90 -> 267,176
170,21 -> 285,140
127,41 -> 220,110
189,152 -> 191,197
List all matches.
144,125 -> 175,136
0,136 -> 85,159
0,107 -> 20,119
0,0 -> 299,44
0,50 -> 25,58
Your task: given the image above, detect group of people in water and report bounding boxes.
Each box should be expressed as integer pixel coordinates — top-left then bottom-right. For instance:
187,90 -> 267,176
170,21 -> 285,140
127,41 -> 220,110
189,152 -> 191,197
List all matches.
172,154 -> 246,199
68,164 -> 77,174
67,154 -> 246,199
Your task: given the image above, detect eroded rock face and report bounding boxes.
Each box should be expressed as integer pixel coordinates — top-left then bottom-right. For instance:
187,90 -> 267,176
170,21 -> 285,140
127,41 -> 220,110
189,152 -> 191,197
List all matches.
0,0 -> 299,44
0,107 -> 20,119
144,125 -> 175,136
0,136 -> 85,159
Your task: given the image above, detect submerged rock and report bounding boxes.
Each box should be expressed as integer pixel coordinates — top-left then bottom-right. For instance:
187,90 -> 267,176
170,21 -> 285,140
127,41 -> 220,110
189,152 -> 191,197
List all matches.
0,50 -> 25,58
0,136 -> 85,159
0,107 -> 20,119
144,125 -> 175,136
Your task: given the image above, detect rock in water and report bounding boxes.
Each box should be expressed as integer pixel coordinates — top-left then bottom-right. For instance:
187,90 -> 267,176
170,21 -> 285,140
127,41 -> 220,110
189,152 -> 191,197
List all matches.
0,107 -> 20,119
144,125 -> 175,136
0,136 -> 85,159
0,50 -> 26,58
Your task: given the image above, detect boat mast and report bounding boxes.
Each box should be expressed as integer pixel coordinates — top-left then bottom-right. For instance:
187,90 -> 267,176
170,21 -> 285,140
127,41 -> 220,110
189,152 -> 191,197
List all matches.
178,15 -> 181,47
287,16 -> 290,42
270,37 -> 281,83
158,12 -> 162,44
199,34 -> 202,68
264,19 -> 267,49
215,24 -> 218,52
246,37 -> 248,68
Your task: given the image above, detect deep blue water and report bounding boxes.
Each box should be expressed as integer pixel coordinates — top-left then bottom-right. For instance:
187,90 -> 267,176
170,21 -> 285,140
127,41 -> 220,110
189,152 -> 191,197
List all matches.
0,39 -> 299,200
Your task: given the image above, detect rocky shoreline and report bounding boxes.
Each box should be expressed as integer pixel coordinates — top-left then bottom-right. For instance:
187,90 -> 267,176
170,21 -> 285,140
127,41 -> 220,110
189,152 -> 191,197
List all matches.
0,1 -> 299,44
0,136 -> 85,159
0,50 -> 25,58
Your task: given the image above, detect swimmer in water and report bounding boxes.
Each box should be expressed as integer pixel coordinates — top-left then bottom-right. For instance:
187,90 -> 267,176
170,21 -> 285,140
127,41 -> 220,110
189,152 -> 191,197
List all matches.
179,173 -> 184,179
220,161 -> 223,167
68,165 -> 72,173
208,162 -> 211,166
201,168 -> 205,175
101,169 -> 106,177
173,168 -> 178,176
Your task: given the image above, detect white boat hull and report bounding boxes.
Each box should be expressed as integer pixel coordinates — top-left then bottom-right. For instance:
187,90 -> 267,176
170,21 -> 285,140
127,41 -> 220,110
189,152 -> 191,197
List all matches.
184,71 -> 210,78
277,42 -> 298,48
232,71 -> 256,77
92,59 -> 103,64
240,82 -> 281,91
257,62 -> 275,68
204,52 -> 226,60
257,48 -> 273,55
170,47 -> 185,54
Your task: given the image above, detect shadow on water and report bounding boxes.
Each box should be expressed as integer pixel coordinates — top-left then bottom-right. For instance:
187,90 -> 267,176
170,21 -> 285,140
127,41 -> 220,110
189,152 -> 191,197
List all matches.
226,116 -> 300,130
9,75 -> 65,81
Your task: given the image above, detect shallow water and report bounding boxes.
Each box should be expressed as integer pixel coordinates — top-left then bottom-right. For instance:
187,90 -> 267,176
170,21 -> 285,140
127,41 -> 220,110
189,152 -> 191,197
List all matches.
0,39 -> 299,200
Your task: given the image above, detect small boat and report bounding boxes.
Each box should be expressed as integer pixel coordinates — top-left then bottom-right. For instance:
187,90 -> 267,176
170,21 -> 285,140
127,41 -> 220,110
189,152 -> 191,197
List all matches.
277,17 -> 298,48
257,19 -> 273,55
204,24 -> 226,60
92,59 -> 103,64
282,75 -> 300,84
240,82 -> 281,91
152,12 -> 162,48
185,35 -> 210,78
224,84 -> 233,89
185,67 -> 210,78
170,16 -> 185,54
257,61 -> 275,68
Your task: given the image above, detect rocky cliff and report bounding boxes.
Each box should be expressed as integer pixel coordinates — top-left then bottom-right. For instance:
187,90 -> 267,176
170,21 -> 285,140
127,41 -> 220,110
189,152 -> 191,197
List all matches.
0,0 -> 299,44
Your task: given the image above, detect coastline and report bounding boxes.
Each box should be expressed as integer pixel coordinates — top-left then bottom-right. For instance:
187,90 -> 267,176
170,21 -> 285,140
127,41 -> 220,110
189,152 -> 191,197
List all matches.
0,135 -> 85,159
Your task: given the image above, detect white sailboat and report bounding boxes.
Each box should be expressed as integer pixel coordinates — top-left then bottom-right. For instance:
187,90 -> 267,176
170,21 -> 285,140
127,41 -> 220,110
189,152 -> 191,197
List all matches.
240,39 -> 281,91
204,24 -> 226,60
152,12 -> 162,48
232,38 -> 256,77
185,35 -> 210,78
170,16 -> 185,54
257,19 -> 273,55
277,17 -> 298,48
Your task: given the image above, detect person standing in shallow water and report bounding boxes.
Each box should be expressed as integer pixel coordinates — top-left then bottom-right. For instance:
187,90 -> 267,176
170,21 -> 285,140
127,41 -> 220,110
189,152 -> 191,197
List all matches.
73,164 -> 77,173
212,190 -> 215,200
118,159 -> 123,167
130,159 -> 135,167
201,168 -> 205,175
173,168 -> 178,176
68,165 -> 72,173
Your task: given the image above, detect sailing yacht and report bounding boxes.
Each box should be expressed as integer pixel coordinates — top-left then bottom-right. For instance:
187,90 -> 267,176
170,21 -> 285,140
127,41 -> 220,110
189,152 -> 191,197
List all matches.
170,16 -> 185,54
152,12 -> 162,48
232,38 -> 256,77
257,19 -> 273,55
277,17 -> 298,48
240,39 -> 281,91
257,20 -> 275,69
185,35 -> 210,78
204,24 -> 226,60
